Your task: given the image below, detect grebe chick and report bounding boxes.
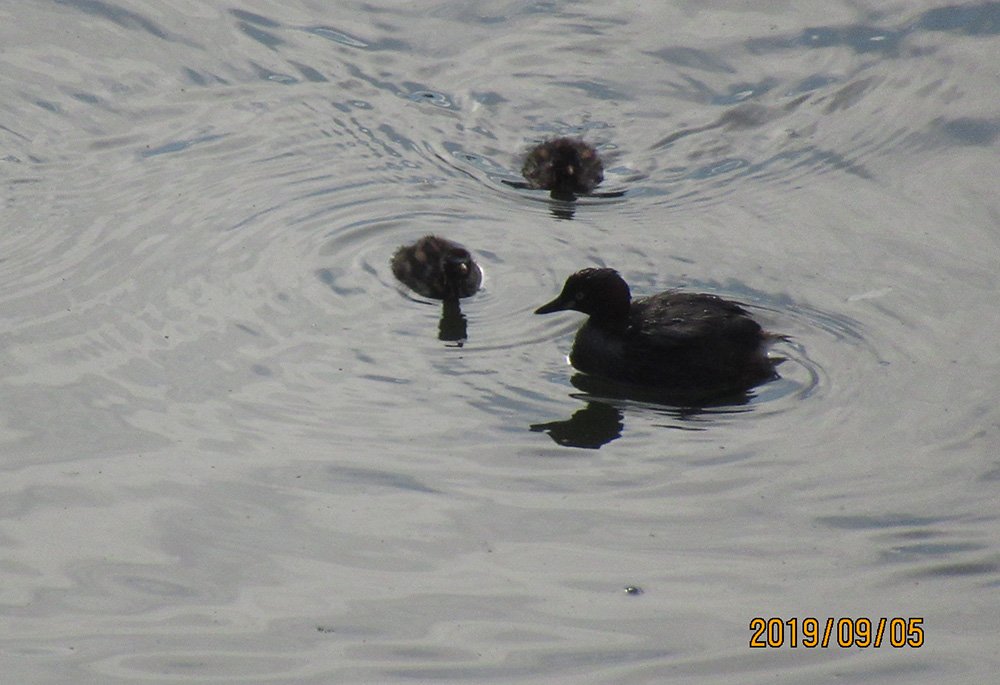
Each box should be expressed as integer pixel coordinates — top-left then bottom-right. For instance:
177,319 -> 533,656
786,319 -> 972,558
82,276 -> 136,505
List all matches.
391,235 -> 482,300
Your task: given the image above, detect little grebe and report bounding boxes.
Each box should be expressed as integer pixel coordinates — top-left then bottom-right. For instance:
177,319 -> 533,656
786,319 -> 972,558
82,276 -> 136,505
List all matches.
535,268 -> 781,394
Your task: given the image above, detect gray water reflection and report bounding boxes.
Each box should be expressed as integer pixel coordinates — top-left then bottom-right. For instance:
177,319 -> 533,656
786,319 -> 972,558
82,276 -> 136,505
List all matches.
1,0 -> 999,683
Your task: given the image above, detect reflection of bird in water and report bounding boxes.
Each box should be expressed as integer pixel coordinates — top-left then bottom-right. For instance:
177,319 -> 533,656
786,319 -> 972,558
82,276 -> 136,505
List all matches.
437,298 -> 468,346
530,401 -> 623,449
521,137 -> 605,199
536,268 -> 783,401
391,235 -> 482,301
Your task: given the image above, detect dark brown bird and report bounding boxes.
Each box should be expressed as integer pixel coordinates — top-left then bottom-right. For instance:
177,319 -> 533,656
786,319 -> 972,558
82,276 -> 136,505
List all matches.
535,268 -> 782,395
521,138 -> 604,198
391,235 -> 482,300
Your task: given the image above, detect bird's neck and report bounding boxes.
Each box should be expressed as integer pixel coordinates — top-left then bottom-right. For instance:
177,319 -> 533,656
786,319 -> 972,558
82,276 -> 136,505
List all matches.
588,304 -> 631,332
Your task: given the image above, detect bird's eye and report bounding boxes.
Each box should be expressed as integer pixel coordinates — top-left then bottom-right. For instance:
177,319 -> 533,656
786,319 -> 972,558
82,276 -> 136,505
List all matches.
575,291 -> 585,301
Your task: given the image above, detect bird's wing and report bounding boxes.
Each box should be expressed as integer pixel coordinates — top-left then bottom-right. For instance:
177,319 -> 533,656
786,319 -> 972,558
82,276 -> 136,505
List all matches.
630,292 -> 761,351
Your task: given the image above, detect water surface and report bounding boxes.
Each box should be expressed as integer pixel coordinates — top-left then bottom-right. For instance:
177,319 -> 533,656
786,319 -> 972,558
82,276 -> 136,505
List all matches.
1,1 -> 998,682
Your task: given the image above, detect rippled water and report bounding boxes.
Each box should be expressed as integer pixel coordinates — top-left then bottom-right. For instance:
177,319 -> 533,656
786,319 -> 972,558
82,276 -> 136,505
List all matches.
2,1 -> 998,682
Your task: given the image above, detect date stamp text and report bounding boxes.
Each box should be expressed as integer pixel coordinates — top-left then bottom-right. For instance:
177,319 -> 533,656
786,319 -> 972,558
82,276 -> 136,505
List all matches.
749,617 -> 924,648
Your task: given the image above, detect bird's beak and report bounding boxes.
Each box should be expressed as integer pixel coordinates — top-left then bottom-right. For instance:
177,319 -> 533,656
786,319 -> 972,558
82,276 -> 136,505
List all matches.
444,257 -> 470,276
534,295 -> 569,315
